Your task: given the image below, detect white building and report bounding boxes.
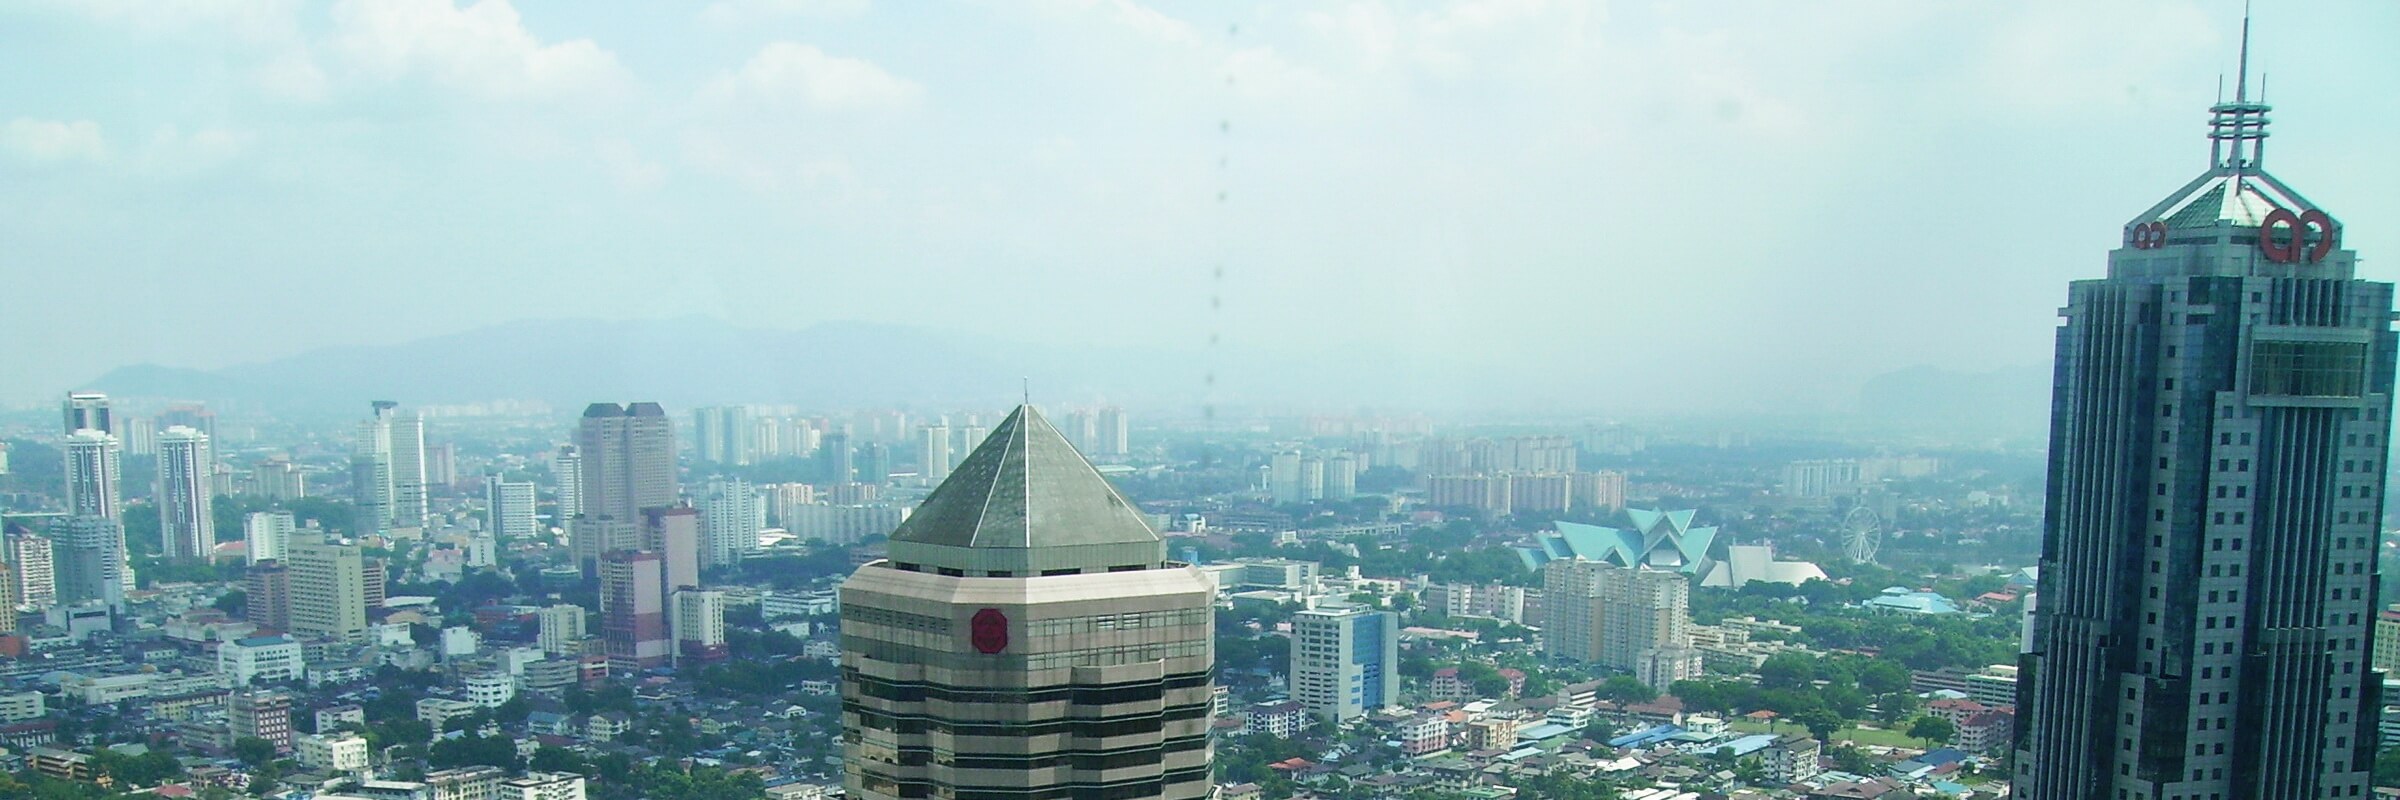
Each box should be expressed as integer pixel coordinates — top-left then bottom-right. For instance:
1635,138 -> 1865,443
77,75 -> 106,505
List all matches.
155,426 -> 215,560
699,477 -> 762,568
464,670 -> 515,707
0,690 -> 46,721
486,477 -> 537,542
1289,606 -> 1399,723
441,626 -> 479,659
673,589 -> 726,665
244,511 -> 296,564
499,772 -> 587,800
218,634 -> 305,685
297,732 -> 369,773
417,697 -> 480,731
537,605 -> 585,657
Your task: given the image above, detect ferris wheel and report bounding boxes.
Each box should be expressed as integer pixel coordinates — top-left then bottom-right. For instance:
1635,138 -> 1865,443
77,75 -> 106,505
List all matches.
1841,506 -> 1883,564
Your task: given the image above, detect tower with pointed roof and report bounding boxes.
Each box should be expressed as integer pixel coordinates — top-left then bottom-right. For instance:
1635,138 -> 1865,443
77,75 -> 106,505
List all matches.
2013,17 -> 2389,800
840,405 -> 1215,800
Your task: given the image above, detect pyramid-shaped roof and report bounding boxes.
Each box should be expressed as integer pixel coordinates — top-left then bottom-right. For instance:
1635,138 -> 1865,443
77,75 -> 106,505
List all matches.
2132,167 -> 2325,231
887,405 -> 1163,575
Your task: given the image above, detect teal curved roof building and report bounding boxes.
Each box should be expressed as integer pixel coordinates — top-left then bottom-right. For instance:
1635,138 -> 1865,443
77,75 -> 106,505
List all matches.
1517,508 -> 1720,577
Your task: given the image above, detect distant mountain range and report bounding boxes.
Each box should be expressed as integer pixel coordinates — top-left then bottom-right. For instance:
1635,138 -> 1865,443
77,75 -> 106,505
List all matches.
75,317 -> 2054,435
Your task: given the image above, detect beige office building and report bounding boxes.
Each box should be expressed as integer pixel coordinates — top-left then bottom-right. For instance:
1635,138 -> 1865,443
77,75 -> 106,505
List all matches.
288,537 -> 367,640
841,405 -> 1214,800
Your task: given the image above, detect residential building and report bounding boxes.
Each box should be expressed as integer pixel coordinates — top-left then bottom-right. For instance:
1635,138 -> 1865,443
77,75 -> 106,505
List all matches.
62,391 -> 111,436
1245,701 -> 1305,739
245,511 -> 295,564
2376,606 -> 2400,675
464,669 -> 514,707
699,477 -> 761,568
49,516 -> 125,610
486,477 -> 537,542
673,589 -> 726,665
538,604 -> 586,657
840,405 -> 1214,800
7,530 -> 55,610
229,690 -> 294,753
417,698 -> 479,731
498,773 -> 586,800
2015,45 -> 2390,800
62,429 -> 122,521
1763,733 -> 1822,784
600,550 -> 667,671
693,405 -> 755,466
1290,605 -> 1398,723
155,426 -> 214,559
298,732 -> 369,773
426,766 -> 506,800
553,445 -> 583,521
218,634 -> 304,684
1542,559 -> 1700,689
780,504 -> 908,545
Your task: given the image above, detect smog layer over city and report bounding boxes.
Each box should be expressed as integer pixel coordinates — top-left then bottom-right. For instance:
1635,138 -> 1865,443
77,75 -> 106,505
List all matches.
0,3 -> 2396,800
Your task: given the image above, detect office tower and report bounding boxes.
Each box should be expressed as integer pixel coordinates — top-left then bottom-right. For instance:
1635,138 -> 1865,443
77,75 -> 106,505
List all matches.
245,560 -> 291,631
1290,606 -> 1398,723
841,405 -> 1214,800
672,589 -> 726,665
0,564 -> 15,633
694,406 -> 754,466
352,403 -> 397,536
253,459 -> 306,501
50,517 -> 125,610
599,550 -> 667,671
360,557 -> 386,610
230,690 -> 294,754
1324,454 -> 1358,501
7,529 -> 56,610
62,429 -> 122,521
570,517 -> 636,579
157,404 -> 217,443
155,426 -> 214,560
1299,457 -> 1325,502
2014,32 -> 2390,800
553,445 -> 583,521
699,478 -> 760,569
919,425 -> 951,483
538,604 -> 586,657
286,537 -> 368,640
62,391 -> 110,436
388,409 -> 429,528
1542,560 -> 1699,689
576,402 -> 678,524
1096,406 -> 1128,457
425,442 -> 456,489
821,431 -> 853,484
641,506 -> 701,595
486,477 -> 537,541
245,511 -> 295,564
1268,451 -> 1307,504
856,442 -> 890,486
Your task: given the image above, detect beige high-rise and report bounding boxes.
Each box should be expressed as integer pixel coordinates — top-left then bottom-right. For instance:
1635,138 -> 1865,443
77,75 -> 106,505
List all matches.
842,406 -> 1214,800
1542,559 -> 1700,689
287,537 -> 367,641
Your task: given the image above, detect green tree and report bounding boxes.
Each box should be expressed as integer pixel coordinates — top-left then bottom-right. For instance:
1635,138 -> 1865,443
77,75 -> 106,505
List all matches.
1907,715 -> 1956,748
1793,706 -> 1845,742
232,736 -> 277,768
1599,675 -> 1656,704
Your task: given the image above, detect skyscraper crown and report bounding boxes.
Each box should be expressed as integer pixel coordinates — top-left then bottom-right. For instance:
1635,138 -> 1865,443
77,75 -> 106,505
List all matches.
886,404 -> 1164,576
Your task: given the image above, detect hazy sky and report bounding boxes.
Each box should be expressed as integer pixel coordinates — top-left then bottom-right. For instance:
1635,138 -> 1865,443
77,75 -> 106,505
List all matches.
3,0 -> 2396,410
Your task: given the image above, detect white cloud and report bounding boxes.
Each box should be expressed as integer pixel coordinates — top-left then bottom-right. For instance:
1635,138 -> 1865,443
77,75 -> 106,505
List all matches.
254,49 -> 332,102
698,0 -> 870,28
1,118 -> 108,163
328,0 -> 631,104
134,126 -> 251,175
703,42 -> 921,109
595,137 -> 668,191
37,0 -> 305,44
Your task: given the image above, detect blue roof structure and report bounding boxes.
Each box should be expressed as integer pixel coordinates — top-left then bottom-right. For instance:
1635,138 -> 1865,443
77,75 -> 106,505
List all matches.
1709,733 -> 1779,757
1517,508 -> 1719,577
1863,588 -> 1961,615
1606,724 -> 1684,749
1514,722 -> 1574,742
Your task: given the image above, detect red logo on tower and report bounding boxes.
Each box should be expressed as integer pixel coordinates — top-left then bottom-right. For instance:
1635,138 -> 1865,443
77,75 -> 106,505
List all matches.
2259,208 -> 2337,263
2128,221 -> 2169,250
971,608 -> 1009,654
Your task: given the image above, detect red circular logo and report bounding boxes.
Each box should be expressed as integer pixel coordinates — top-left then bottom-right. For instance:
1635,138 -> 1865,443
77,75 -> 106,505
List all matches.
971,608 -> 1009,654
2259,208 -> 2337,263
2128,221 -> 2169,250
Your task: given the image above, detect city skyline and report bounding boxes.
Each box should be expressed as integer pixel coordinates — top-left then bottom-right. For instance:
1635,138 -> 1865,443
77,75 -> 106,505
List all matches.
2,2 -> 2395,414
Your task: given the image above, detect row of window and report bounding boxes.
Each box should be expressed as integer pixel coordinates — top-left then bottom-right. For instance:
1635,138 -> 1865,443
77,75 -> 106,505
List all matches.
853,764 -> 1210,800
849,702 -> 1210,738
1024,609 -> 1209,636
847,669 -> 1208,706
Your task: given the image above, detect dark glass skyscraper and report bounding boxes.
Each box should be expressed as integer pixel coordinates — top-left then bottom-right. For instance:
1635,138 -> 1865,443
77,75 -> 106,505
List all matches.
2014,31 -> 2392,800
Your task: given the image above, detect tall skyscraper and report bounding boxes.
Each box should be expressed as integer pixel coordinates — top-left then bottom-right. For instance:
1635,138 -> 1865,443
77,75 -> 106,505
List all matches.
699,478 -> 761,569
2014,31 -> 2389,800
157,404 -> 217,443
599,549 -> 667,671
62,391 -> 110,436
287,536 -> 368,641
1290,605 -> 1398,723
7,528 -> 56,610
553,445 -> 584,521
155,426 -> 215,560
486,477 -> 537,541
855,442 -> 890,486
1096,406 -> 1129,457
821,431 -> 853,484
641,506 -> 701,595
576,402 -> 678,524
672,589 -> 726,665
62,429 -> 122,521
353,403 -> 397,536
840,405 -> 1214,800
245,511 -> 296,564
919,425 -> 951,484
693,406 -> 754,466
389,408 -> 429,529
49,516 -> 125,610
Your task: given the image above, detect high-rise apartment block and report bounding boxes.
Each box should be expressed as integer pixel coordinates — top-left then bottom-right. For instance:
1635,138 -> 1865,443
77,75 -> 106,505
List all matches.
287,537 -> 368,641
2014,36 -> 2390,800
155,426 -> 214,560
841,406 -> 1214,800
245,560 -> 291,632
49,517 -> 125,610
62,391 -> 111,436
920,424 -> 951,484
230,690 -> 294,754
553,445 -> 583,521
352,402 -> 397,536
245,511 -> 295,564
538,604 -> 587,657
8,529 -> 56,611
699,477 -> 760,569
641,506 -> 700,595
1290,605 -> 1398,723
62,430 -> 122,521
693,405 -> 754,466
672,589 -> 726,665
1096,406 -> 1129,457
1542,560 -> 1700,689
486,477 -> 538,541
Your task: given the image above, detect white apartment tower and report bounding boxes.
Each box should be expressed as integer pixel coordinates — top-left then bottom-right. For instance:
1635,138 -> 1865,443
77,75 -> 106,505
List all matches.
156,426 -> 214,560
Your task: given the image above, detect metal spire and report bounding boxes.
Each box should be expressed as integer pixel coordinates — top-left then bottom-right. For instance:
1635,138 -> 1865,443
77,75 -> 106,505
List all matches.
2207,2 -> 2268,171
2234,1 -> 2251,103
